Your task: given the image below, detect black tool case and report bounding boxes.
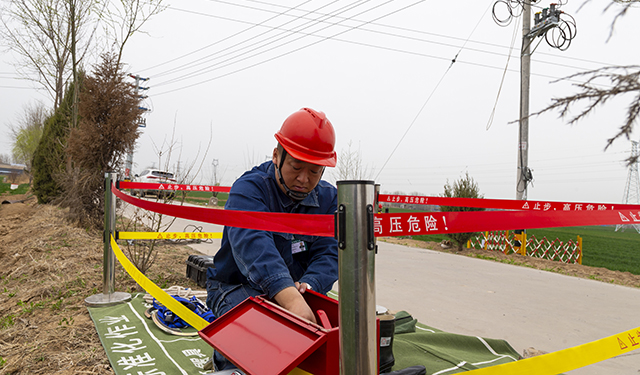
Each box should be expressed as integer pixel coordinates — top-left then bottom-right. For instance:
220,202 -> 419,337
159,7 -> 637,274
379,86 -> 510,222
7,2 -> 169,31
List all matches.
185,254 -> 214,288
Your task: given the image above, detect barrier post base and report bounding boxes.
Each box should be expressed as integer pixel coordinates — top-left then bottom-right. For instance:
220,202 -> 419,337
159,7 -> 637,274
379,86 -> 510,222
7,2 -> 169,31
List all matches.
85,291 -> 132,307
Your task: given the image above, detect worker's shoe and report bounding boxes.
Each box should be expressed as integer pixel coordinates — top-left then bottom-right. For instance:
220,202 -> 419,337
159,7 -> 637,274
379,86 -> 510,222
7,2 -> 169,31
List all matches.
379,314 -> 396,373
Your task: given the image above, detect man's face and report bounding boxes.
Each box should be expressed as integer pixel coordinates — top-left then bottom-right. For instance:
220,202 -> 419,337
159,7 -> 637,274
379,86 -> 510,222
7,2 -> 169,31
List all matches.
273,148 -> 324,195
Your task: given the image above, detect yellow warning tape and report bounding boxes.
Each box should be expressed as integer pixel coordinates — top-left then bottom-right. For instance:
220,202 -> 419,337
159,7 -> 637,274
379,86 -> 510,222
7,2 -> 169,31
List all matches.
110,235 -> 314,375
111,234 -> 639,374
110,235 -> 209,331
465,325 -> 640,374
289,368 -> 313,375
118,231 -> 223,240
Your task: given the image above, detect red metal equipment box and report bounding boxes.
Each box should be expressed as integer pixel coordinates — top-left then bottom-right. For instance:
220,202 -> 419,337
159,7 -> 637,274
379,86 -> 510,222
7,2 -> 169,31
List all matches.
199,290 -> 339,375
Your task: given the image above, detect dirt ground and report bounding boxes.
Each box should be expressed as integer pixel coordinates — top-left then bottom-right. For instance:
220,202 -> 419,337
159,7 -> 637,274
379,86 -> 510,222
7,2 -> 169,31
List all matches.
1,194 -> 639,374
0,194 -> 201,374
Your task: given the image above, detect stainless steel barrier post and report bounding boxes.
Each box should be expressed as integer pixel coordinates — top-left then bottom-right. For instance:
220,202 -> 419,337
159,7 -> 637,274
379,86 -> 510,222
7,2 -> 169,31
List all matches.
337,180 -> 376,375
85,172 -> 131,306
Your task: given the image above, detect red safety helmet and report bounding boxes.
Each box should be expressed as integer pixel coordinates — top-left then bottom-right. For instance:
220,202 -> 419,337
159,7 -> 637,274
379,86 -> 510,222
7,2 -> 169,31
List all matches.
274,108 -> 337,167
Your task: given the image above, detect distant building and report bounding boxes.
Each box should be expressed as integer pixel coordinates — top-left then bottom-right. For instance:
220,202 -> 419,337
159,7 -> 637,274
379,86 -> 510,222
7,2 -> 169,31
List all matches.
0,164 -> 27,183
0,163 -> 25,175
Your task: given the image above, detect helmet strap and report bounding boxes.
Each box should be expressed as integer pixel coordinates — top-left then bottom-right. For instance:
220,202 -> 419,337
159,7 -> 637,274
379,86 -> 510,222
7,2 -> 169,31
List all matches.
277,149 -> 309,201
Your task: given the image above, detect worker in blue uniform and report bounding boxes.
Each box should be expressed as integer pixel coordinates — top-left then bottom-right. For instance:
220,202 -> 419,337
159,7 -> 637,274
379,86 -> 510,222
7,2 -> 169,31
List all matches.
205,108 -> 339,371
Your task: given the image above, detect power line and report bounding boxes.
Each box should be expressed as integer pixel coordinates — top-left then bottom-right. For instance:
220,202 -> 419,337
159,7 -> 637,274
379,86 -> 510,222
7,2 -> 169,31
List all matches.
142,1 -> 316,74
375,1 -> 498,181
148,3 -> 615,95
154,0 -> 364,86
153,1 -> 427,96
208,0 -> 614,67
149,0 -> 616,80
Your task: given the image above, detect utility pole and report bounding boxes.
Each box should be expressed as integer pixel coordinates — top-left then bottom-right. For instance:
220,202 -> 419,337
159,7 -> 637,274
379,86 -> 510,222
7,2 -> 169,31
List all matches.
125,74 -> 150,180
492,0 -> 579,248
212,159 -> 219,185
616,141 -> 640,233
516,2 -> 532,201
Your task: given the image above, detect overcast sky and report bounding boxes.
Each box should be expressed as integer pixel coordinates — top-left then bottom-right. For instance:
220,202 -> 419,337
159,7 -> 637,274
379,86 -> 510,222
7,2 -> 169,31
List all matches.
1,0 -> 639,204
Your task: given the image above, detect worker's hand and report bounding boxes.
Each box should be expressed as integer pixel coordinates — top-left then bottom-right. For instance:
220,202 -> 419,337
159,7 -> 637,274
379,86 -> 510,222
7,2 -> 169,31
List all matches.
274,286 -> 317,324
294,281 -> 311,294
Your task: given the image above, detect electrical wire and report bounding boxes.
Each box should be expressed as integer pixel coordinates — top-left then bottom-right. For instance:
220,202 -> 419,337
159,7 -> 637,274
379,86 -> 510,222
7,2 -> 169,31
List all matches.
487,16 -> 520,131
142,1 -> 314,73
146,6 -> 607,98
141,0 -> 614,94
374,1 -> 492,181
154,0 -> 364,87
153,1 -> 426,96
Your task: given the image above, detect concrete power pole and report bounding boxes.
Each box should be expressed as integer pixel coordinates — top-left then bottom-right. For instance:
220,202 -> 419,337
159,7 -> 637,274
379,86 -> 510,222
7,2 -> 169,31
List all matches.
124,74 -> 149,180
516,2 -> 532,200
212,159 -> 219,185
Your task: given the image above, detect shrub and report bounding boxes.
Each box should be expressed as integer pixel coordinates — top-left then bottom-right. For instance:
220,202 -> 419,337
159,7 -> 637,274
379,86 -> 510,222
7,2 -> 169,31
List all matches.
440,172 -> 485,250
31,81 -> 78,204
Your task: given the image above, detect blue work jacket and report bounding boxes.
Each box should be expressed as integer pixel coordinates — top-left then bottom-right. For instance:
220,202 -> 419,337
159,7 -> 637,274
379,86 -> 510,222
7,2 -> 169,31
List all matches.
206,161 -> 338,299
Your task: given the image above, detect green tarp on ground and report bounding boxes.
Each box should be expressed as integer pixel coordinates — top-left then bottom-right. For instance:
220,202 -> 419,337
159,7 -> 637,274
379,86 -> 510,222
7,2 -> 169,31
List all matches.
88,293 -> 212,375
88,293 -> 521,375
390,311 -> 520,374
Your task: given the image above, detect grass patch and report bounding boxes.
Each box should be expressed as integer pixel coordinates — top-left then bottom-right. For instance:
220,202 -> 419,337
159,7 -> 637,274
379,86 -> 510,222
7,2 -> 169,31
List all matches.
387,204 -> 640,275
17,300 -> 46,314
0,180 -> 30,195
178,191 -> 228,207
0,314 -> 15,330
526,226 -> 640,275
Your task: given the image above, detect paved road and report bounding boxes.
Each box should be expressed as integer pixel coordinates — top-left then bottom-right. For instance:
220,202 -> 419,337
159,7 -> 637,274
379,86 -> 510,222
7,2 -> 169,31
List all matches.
375,242 -> 640,375
120,198 -> 640,374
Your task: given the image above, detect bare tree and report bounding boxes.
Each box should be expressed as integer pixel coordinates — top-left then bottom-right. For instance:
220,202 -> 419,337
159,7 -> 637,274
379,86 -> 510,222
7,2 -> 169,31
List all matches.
101,0 -> 166,66
0,154 -> 12,164
534,1 -> 639,164
118,121 -> 213,275
0,0 -> 97,109
331,140 -> 375,182
1,0 -> 165,113
243,146 -> 269,171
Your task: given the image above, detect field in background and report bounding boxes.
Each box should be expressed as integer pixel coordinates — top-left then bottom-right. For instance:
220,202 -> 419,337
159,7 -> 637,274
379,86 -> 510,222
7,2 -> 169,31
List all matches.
528,226 -> 640,274
181,190 -> 228,207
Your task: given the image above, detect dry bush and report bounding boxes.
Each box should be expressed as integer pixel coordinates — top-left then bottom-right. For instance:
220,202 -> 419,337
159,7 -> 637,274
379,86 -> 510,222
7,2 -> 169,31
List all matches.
58,52 -> 142,229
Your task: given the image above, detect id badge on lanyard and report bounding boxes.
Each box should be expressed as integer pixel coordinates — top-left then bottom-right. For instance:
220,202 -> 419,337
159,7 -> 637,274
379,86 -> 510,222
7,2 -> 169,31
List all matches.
291,239 -> 307,255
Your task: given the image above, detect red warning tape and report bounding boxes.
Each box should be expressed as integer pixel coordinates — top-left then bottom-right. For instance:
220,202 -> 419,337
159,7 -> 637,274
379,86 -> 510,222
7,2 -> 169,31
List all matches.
379,194 -> 640,212
112,185 -> 334,237
374,209 -> 638,237
114,185 -> 639,238
119,181 -> 231,193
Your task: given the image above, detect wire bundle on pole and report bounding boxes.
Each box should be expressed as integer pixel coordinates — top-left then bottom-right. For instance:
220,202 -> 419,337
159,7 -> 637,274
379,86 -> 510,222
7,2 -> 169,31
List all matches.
541,5 -> 577,51
492,0 -> 539,27
492,0 -> 577,51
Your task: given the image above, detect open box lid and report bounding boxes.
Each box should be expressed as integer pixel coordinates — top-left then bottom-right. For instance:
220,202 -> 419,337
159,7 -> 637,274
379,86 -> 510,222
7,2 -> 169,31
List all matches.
199,295 -> 334,375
